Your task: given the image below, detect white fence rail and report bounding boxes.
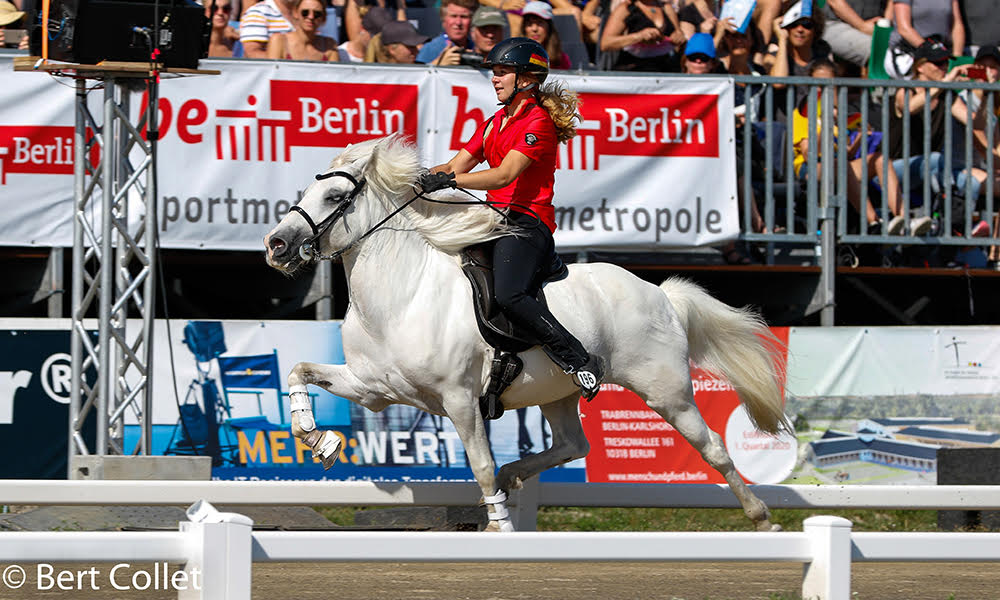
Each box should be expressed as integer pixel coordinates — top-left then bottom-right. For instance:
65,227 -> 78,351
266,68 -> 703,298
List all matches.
2,481 -> 1000,600
4,479 -> 1000,511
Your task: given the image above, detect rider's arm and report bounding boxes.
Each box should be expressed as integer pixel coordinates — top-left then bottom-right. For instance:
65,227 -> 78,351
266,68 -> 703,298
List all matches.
454,150 -> 532,191
431,149 -> 481,176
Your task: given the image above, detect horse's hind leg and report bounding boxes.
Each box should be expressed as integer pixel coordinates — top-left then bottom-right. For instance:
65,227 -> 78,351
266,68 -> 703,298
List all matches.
496,395 -> 589,493
639,370 -> 780,532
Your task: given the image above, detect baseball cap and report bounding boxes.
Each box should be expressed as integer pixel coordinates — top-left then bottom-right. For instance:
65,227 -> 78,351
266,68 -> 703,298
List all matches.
780,1 -> 811,28
361,7 -> 393,35
975,44 -> 1000,63
472,6 -> 507,28
685,33 -> 716,58
913,38 -> 951,64
521,1 -> 554,20
381,20 -> 430,46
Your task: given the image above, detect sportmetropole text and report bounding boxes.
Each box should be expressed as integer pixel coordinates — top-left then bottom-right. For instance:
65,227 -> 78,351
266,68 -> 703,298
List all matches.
1,563 -> 201,592
160,192 -> 725,242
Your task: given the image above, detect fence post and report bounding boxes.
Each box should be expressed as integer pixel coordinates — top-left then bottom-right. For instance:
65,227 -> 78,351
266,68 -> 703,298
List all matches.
801,515 -> 853,600
508,476 -> 540,531
179,500 -> 253,600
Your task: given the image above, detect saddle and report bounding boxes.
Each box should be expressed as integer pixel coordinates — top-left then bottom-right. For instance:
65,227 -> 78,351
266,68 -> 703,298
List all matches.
460,240 -> 568,421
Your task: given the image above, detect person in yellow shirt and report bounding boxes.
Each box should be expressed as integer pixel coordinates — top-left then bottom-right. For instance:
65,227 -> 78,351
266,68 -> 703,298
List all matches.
793,58 -> 908,235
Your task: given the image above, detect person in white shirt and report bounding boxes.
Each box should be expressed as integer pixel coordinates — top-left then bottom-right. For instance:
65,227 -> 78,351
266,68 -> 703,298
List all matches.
239,0 -> 296,58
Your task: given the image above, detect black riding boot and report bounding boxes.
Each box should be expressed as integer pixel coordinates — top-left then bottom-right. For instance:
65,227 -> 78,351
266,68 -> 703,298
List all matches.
535,315 -> 606,401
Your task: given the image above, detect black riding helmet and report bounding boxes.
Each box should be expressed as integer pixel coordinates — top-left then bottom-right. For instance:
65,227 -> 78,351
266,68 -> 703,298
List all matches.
484,37 -> 549,104
484,37 -> 550,83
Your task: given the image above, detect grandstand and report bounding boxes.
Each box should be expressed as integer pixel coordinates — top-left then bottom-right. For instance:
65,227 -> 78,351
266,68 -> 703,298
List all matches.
2,0 -> 999,326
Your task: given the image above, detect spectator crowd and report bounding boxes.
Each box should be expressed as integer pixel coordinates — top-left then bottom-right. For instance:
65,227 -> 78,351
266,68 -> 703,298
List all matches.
3,0 -> 998,267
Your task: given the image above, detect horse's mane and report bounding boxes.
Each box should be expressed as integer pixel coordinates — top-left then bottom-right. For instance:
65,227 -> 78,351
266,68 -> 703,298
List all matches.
333,136 -> 507,254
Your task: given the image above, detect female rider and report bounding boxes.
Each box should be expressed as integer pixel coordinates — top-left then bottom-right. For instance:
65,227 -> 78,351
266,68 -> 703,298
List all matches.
418,37 -> 604,400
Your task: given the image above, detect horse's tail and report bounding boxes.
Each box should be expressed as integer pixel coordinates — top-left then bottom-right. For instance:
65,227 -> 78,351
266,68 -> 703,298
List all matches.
659,277 -> 791,435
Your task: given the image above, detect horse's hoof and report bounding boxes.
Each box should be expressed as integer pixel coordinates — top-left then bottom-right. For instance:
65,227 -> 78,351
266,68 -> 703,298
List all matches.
303,430 -> 341,470
757,521 -> 782,532
509,477 -> 524,491
484,519 -> 515,532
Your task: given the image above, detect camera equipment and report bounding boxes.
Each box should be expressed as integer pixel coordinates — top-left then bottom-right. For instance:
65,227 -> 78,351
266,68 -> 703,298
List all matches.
29,0 -> 208,68
459,50 -> 485,67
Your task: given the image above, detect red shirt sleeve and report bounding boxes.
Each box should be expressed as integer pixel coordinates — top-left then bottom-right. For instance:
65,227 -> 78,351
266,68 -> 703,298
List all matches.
509,110 -> 557,162
462,117 -> 492,162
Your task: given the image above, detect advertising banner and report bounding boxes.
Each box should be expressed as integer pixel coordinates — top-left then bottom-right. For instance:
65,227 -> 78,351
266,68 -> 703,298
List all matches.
0,325 -> 97,478
0,56 -> 737,251
4,319 -> 998,483
785,326 -> 1000,486
580,328 -> 797,484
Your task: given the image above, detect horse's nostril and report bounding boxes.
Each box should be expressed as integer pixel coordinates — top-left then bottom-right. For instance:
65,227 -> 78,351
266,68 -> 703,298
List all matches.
269,236 -> 287,254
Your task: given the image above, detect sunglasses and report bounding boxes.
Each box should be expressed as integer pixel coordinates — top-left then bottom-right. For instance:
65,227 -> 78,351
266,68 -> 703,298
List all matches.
687,53 -> 712,63
211,3 -> 232,12
300,9 -> 325,19
789,19 -> 814,30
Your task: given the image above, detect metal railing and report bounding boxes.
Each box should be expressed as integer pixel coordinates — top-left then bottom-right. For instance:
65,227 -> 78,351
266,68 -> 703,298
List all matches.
733,75 -> 999,251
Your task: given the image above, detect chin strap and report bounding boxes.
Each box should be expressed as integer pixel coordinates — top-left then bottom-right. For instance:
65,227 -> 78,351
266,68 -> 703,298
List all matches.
499,72 -> 538,106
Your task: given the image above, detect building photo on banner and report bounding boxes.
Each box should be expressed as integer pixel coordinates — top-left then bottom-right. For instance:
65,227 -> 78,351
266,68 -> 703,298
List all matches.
0,56 -> 737,252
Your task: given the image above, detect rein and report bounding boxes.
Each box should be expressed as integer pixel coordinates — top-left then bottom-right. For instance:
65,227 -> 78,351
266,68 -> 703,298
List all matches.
291,169 -> 544,262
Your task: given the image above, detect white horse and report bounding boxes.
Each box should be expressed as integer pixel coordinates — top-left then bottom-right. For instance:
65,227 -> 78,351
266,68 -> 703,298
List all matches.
264,136 -> 790,532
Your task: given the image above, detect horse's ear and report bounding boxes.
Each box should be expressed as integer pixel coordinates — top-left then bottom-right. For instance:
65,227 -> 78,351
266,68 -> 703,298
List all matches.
362,141 -> 383,178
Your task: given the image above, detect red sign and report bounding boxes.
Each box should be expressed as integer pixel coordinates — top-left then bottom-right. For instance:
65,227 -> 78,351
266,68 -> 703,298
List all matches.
447,87 -> 720,170
581,327 -> 789,484
0,125 -> 74,184
270,80 -> 419,153
137,81 -> 420,162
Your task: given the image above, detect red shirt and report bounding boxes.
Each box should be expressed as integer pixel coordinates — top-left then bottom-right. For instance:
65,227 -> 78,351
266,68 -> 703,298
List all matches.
463,101 -> 559,232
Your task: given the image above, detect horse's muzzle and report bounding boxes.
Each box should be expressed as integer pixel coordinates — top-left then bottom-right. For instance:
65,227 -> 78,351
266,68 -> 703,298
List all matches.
264,231 -> 306,272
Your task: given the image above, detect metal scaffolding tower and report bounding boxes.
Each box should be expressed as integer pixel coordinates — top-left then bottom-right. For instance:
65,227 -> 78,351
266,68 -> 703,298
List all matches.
67,70 -> 159,467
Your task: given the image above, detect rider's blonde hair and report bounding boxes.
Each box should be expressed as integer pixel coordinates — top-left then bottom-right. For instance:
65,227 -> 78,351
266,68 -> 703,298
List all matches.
535,80 -> 580,143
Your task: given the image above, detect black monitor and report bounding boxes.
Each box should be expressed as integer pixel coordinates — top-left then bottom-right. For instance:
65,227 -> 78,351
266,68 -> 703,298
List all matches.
29,0 -> 208,68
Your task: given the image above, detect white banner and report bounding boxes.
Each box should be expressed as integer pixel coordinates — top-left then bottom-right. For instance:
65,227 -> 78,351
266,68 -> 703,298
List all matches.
786,326 -> 1000,397
0,56 -> 737,250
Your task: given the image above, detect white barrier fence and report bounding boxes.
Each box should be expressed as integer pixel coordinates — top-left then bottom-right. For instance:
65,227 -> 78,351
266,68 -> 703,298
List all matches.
2,480 -> 1000,600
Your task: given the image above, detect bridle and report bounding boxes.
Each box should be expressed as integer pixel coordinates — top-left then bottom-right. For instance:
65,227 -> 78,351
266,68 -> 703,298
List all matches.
290,169 -> 423,262
288,166 -> 547,263
289,170 -> 367,262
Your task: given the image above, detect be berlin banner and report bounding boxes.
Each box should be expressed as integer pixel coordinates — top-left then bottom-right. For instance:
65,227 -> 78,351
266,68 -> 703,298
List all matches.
0,56 -> 737,251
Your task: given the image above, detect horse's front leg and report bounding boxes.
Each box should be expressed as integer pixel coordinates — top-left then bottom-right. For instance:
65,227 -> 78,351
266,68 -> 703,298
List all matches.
288,361 -> 375,469
445,394 -> 514,532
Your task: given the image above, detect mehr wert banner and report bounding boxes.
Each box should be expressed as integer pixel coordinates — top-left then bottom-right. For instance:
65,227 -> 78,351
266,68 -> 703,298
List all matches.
0,56 -> 737,251
140,319 -> 794,483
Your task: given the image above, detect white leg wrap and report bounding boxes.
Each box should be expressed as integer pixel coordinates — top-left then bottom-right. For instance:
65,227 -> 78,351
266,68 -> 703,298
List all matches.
484,490 -> 515,532
295,410 -> 316,432
289,387 -> 312,412
316,430 -> 342,461
289,386 -> 315,432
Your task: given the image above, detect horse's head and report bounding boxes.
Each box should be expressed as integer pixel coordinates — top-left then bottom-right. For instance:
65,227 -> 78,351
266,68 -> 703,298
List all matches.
266,134 -> 506,272
265,137 -> 414,273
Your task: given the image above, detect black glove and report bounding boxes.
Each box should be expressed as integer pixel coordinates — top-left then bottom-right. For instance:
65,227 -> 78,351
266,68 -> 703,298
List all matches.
418,171 -> 457,193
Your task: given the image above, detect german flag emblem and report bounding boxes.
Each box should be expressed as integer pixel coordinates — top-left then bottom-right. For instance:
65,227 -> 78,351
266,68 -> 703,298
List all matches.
529,53 -> 548,68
